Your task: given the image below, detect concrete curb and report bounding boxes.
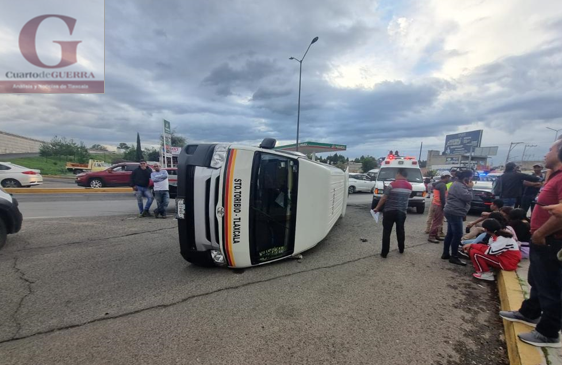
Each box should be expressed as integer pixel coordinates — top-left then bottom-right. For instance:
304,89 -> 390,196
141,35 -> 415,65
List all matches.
5,188 -> 132,194
497,270 -> 546,365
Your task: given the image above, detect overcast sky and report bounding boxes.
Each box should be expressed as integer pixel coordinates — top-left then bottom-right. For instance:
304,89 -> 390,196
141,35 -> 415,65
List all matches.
1,0 -> 561,164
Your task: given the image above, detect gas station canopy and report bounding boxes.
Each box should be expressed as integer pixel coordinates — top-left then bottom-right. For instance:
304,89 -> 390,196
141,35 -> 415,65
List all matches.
274,141 -> 347,155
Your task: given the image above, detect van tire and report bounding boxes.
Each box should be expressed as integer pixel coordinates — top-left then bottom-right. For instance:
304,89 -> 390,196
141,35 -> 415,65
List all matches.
0,219 -> 7,250
348,186 -> 355,194
416,205 -> 425,214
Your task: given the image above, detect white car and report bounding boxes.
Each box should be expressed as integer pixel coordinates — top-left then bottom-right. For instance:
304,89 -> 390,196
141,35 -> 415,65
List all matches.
0,162 -> 43,188
348,173 -> 375,194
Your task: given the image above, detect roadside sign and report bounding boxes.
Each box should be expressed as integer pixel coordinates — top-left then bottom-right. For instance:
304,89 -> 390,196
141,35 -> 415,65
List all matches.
473,146 -> 498,156
443,130 -> 483,155
163,120 -> 171,135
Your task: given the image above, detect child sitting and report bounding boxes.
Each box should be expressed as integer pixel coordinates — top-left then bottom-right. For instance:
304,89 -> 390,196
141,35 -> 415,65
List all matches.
462,218 -> 521,281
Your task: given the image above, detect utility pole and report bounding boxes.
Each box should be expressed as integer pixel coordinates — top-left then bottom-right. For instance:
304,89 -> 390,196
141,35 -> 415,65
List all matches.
505,142 -> 524,167
521,144 -> 537,164
418,142 -> 423,161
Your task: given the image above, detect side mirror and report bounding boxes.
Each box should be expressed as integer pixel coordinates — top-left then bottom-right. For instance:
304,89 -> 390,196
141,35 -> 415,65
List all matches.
259,138 -> 276,149
108,169 -> 114,173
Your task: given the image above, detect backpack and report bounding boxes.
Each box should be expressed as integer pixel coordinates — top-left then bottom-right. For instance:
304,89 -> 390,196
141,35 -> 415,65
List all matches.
492,176 -> 502,197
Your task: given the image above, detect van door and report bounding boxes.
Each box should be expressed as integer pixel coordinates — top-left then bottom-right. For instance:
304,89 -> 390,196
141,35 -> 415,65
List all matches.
248,152 -> 299,265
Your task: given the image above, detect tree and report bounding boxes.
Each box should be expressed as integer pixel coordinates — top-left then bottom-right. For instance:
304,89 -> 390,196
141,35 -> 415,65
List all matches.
145,148 -> 160,162
135,133 -> 143,162
361,157 -> 377,173
118,142 -> 130,151
160,129 -> 186,148
90,144 -> 108,151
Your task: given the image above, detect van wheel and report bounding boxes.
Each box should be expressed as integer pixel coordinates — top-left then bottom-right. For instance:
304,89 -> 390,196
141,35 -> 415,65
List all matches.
416,205 -> 425,214
89,179 -> 103,188
1,179 -> 21,188
348,186 -> 355,194
0,219 -> 7,250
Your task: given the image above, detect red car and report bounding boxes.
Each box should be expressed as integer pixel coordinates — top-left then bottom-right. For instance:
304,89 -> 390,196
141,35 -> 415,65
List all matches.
75,163 -> 178,197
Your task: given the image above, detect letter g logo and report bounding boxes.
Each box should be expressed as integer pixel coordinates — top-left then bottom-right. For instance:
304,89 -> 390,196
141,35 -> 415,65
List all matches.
19,15 -> 82,69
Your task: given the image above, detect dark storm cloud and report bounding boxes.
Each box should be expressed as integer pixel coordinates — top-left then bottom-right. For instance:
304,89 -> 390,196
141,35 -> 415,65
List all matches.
0,0 -> 561,158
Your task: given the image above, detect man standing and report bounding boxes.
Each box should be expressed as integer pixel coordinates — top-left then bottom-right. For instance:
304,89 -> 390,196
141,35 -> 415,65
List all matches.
428,172 -> 451,243
500,138 -> 562,348
521,164 -> 544,214
372,168 -> 412,258
500,162 -> 540,207
442,170 -> 474,265
151,163 -> 169,218
130,160 -> 153,218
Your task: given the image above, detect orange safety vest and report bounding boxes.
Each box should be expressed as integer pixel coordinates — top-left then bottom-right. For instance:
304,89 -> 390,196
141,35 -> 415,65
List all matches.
432,188 -> 448,206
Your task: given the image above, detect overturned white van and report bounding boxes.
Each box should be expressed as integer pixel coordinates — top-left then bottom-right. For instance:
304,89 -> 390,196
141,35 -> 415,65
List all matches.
176,139 -> 348,268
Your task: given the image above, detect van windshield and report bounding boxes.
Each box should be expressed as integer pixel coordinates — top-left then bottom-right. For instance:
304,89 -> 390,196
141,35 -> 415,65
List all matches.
378,167 -> 423,183
249,153 -> 298,264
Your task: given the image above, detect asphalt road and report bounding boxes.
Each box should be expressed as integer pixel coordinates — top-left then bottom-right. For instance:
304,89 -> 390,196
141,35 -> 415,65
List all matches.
0,193 -> 508,365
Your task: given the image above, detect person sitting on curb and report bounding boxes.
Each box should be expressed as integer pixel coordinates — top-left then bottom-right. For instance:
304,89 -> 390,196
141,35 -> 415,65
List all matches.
459,212 -> 509,258
462,218 -> 521,281
463,199 -> 504,240
508,208 -> 531,259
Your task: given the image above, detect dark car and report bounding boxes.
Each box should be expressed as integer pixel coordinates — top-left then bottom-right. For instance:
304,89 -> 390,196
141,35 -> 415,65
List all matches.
0,187 -> 23,249
470,181 -> 494,212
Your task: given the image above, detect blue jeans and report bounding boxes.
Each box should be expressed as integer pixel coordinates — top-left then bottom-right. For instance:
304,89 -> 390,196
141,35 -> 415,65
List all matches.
135,186 -> 153,213
502,197 -> 517,207
519,238 -> 562,338
443,213 -> 464,257
154,190 -> 170,216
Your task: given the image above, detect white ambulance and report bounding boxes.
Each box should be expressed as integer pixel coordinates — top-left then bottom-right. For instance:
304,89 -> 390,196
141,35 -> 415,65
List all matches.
370,155 -> 426,214
175,139 -> 348,268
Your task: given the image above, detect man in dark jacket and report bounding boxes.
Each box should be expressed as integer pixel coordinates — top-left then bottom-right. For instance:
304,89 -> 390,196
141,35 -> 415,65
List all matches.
442,170 -> 474,265
130,160 -> 153,217
500,162 -> 540,207
428,172 -> 451,243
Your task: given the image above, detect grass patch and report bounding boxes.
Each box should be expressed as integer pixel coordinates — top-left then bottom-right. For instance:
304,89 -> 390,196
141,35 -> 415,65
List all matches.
6,156 -> 75,176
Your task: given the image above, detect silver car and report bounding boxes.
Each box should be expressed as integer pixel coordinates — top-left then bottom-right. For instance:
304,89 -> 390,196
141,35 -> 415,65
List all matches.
0,162 -> 43,188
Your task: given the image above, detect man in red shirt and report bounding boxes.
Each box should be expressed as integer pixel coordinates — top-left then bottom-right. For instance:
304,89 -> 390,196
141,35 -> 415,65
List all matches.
500,137 -> 562,348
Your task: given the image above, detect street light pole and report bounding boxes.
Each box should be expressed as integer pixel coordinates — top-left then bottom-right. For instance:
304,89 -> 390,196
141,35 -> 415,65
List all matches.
290,36 -> 319,152
505,142 -> 524,167
546,127 -> 562,141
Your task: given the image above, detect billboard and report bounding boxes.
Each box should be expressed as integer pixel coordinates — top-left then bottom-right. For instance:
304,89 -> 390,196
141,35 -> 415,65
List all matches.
443,130 -> 483,155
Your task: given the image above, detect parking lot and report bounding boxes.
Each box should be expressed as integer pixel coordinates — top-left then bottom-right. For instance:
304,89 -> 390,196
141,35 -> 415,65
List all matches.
0,193 -> 508,365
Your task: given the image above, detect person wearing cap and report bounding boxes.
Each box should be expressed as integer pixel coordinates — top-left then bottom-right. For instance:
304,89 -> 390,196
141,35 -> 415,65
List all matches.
446,168 -> 458,190
428,172 -> 451,243
151,162 -> 169,218
130,160 -> 153,217
521,164 -> 545,214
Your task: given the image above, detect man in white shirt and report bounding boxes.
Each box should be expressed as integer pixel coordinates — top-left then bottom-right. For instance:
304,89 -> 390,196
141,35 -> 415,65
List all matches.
151,163 -> 169,218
